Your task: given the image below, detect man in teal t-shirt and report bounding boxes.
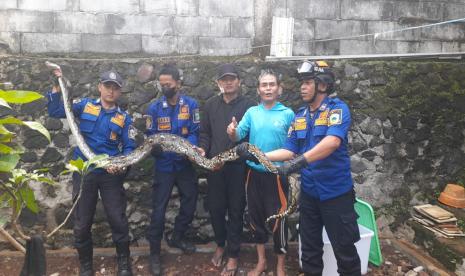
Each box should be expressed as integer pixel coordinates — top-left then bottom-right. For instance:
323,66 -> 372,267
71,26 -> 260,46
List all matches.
227,69 -> 294,276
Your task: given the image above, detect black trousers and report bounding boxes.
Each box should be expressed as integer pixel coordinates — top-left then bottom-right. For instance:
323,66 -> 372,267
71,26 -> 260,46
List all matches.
246,169 -> 288,254
207,162 -> 246,258
147,166 -> 198,254
299,190 -> 361,276
72,172 -> 129,249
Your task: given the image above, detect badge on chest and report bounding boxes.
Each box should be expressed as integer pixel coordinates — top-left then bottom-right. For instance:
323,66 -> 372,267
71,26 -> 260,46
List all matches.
158,117 -> 171,131
83,103 -> 101,116
178,105 -> 190,120
294,117 -> 307,131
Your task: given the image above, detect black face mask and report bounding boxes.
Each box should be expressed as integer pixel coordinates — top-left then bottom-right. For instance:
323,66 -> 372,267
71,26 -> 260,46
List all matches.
162,87 -> 176,98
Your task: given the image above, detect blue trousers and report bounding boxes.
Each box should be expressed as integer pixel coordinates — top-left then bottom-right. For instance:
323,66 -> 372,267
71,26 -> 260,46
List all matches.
147,166 -> 198,254
300,190 -> 361,276
72,172 -> 129,249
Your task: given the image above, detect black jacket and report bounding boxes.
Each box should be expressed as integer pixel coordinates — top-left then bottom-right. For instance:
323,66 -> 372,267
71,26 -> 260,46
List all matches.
199,94 -> 256,158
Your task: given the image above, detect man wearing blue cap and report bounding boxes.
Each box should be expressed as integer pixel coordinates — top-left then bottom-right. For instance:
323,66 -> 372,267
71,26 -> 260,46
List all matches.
47,68 -> 136,276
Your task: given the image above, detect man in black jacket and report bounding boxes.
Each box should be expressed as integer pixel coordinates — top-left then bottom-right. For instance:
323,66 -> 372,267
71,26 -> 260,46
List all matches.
196,64 -> 255,276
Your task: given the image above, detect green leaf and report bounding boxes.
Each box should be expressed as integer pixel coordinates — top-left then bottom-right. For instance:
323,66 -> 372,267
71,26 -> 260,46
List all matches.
0,116 -> 23,125
20,187 -> 39,213
37,177 -> 54,185
0,90 -> 43,104
22,121 -> 51,142
0,98 -> 11,108
0,133 -> 14,142
0,143 -> 14,154
70,158 -> 85,171
0,124 -> 13,135
0,154 -> 19,172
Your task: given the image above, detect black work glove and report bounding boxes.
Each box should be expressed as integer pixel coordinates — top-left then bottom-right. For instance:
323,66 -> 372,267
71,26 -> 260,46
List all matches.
151,144 -> 163,157
235,142 -> 259,163
277,155 -> 308,176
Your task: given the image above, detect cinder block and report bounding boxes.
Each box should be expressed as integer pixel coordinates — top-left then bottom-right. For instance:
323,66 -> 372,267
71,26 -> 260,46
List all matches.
18,0 -> 69,11
0,32 -> 20,53
199,0 -> 253,17
313,40 -> 340,56
340,39 -> 393,55
55,12 -> 108,34
80,0 -> 139,13
444,4 -> 465,20
289,0 -> 338,19
21,33 -> 81,53
441,42 -> 463,52
421,24 -> 465,41
366,21 -> 422,41
177,36 -> 199,54
292,40 -> 312,56
0,0 -> 17,9
394,1 -> 442,21
314,19 -> 363,40
271,0 -> 287,17
82,34 -> 141,53
176,0 -> 198,15
341,0 -> 393,20
417,41 -> 442,53
199,37 -> 252,56
141,0 -> 175,14
231,18 -> 254,38
110,14 -> 173,36
142,35 -> 177,54
0,10 -> 54,32
174,16 -> 229,37
294,19 -> 314,41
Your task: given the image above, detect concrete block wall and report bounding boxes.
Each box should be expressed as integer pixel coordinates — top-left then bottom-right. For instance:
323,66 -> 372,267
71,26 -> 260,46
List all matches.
0,0 -> 464,56
290,0 -> 465,56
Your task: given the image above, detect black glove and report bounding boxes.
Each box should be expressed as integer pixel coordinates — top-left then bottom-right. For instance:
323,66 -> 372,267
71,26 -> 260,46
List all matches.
235,142 -> 259,163
277,155 -> 308,176
151,144 -> 163,157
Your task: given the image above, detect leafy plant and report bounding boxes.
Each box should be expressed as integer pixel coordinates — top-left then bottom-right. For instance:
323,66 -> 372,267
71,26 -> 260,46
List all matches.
0,89 -> 51,241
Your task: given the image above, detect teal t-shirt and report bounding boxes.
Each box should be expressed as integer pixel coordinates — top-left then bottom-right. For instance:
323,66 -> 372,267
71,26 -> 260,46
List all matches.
236,102 -> 295,172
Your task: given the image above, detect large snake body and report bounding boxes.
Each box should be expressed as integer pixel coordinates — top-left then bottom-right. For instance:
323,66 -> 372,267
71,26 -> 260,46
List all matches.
45,61 -> 299,222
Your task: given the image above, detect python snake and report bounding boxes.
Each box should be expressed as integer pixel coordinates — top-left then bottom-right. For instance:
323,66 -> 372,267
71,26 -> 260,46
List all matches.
45,61 -> 299,222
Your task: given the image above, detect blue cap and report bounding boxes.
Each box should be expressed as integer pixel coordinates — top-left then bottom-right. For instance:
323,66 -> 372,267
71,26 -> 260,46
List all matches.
100,70 -> 123,87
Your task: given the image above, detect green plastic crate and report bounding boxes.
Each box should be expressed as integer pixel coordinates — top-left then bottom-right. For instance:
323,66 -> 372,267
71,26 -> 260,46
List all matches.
354,198 -> 383,266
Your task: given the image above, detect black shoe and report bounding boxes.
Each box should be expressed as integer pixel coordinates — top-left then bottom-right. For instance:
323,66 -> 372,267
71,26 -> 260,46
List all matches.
77,245 -> 94,276
167,233 -> 196,254
116,242 -> 133,276
149,254 -> 161,276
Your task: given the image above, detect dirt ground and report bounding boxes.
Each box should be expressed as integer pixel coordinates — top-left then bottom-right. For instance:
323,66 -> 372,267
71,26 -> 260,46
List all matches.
0,239 -> 433,276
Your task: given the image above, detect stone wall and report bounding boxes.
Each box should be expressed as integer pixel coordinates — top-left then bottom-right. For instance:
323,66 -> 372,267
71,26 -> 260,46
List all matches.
1,0 -> 465,56
1,57 -> 465,248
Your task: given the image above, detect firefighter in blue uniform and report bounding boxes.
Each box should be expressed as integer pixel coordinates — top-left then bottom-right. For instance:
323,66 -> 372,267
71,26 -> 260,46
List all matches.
145,64 -> 200,276
47,69 -> 136,276
238,61 -> 361,276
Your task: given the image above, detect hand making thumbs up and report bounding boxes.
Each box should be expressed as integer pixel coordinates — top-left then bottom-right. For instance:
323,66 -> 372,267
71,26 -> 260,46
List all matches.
227,116 -> 238,141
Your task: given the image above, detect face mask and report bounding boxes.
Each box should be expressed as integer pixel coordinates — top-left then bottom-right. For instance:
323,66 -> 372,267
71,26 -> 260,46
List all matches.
162,87 -> 176,98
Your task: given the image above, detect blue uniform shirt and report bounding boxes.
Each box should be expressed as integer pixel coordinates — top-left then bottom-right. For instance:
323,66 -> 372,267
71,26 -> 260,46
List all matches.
283,97 -> 353,201
47,91 -> 136,161
145,94 -> 200,173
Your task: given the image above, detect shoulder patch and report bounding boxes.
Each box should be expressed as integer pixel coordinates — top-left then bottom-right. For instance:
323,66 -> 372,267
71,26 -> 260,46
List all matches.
145,115 -> 153,130
128,125 -> 137,140
328,109 -> 342,126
